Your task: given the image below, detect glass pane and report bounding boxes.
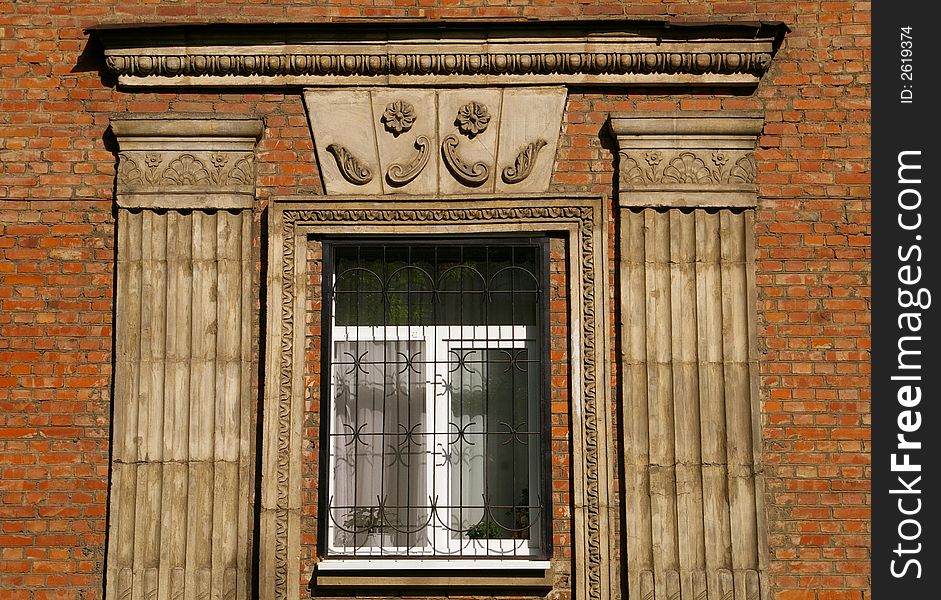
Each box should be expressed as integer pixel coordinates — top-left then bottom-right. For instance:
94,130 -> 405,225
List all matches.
330,340 -> 427,551
449,348 -> 532,541
327,241 -> 545,557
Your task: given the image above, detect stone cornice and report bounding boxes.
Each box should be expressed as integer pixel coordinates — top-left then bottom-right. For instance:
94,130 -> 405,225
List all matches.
92,20 -> 787,88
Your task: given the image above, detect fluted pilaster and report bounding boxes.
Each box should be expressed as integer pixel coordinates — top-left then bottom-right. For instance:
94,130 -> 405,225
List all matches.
107,117 -> 262,600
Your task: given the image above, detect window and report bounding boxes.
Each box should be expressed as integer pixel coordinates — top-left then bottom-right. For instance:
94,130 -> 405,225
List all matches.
323,239 -> 549,560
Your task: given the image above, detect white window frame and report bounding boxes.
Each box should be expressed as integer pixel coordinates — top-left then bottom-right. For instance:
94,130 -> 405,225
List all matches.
326,321 -> 543,559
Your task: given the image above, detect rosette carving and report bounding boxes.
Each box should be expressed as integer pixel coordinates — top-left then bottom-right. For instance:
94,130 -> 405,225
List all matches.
325,144 -> 373,185
381,100 -> 416,135
501,139 -> 547,184
440,135 -> 489,187
386,135 -> 431,187
455,101 -> 491,138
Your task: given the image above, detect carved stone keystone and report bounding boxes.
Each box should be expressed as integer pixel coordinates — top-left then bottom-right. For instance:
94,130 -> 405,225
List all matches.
304,87 -> 567,196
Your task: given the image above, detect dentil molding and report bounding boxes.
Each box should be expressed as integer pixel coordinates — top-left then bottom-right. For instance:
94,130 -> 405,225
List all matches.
92,20 -> 786,88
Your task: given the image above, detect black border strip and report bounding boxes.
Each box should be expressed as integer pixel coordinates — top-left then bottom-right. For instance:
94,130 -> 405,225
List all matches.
872,3 -> 938,596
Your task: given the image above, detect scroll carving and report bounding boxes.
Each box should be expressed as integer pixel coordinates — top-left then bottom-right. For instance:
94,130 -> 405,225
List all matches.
501,139 -> 547,184
325,143 -> 373,185
386,135 -> 430,187
441,135 -> 489,187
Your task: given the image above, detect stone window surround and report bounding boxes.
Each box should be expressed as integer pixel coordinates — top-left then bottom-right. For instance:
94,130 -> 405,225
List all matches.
262,196 -> 613,597
101,17 -> 784,600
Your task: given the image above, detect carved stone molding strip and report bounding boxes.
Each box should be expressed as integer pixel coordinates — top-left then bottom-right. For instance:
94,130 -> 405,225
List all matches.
94,21 -> 786,87
441,135 -> 489,187
326,143 -> 373,185
502,139 -> 548,184
99,51 -> 777,86
104,51 -> 774,80
386,135 -> 430,187
262,197 -> 614,600
619,150 -> 756,186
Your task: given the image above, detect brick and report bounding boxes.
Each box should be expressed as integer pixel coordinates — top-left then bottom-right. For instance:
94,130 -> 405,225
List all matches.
0,2 -> 871,598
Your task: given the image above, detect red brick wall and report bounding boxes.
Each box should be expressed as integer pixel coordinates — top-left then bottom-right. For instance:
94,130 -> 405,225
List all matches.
0,2 -> 870,599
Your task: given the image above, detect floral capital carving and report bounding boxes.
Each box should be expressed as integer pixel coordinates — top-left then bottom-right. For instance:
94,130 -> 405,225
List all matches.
619,150 -> 757,186
110,117 -> 262,209
609,112 -> 763,208
117,151 -> 255,189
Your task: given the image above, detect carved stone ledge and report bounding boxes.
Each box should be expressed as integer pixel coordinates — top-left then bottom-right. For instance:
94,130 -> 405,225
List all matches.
92,20 -> 786,88
110,115 -> 263,209
609,112 -> 764,208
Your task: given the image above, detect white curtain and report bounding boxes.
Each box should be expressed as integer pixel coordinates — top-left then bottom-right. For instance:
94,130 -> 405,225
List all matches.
332,340 -> 427,551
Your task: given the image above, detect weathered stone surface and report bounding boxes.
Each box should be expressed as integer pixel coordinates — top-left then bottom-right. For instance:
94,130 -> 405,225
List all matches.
107,116 -> 259,600
94,21 -> 786,88
609,112 -> 764,208
614,113 -> 767,600
304,87 -> 567,196
110,115 -> 263,209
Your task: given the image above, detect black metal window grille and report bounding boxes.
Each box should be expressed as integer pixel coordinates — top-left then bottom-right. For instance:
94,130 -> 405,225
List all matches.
322,239 -> 550,559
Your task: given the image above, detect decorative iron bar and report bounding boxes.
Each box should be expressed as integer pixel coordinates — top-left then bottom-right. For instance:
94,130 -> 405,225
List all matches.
323,240 -> 549,558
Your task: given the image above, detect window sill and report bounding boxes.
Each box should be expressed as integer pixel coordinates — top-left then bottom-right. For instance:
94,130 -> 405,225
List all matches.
313,559 -> 553,589
318,558 -> 550,571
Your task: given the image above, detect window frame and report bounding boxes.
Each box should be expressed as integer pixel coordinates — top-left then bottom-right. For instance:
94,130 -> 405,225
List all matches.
318,236 -> 553,563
